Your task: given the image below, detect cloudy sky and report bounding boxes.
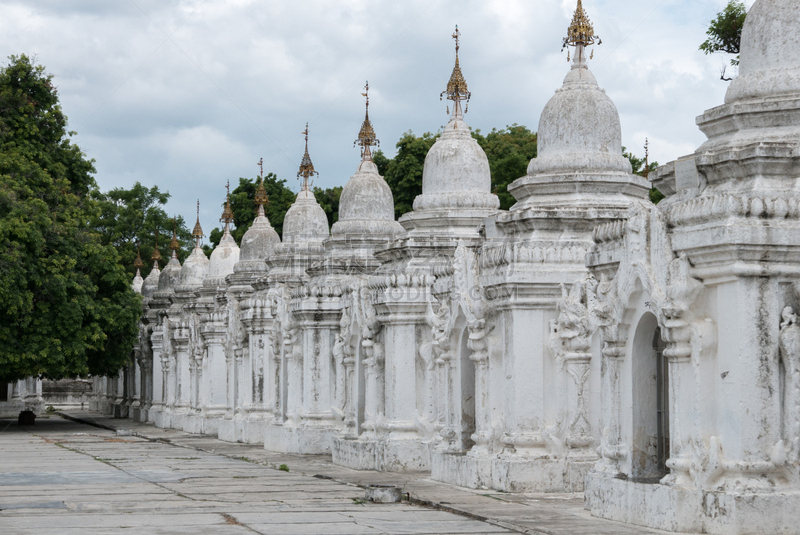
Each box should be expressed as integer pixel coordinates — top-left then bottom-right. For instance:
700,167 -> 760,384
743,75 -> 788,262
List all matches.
2,0 -> 748,236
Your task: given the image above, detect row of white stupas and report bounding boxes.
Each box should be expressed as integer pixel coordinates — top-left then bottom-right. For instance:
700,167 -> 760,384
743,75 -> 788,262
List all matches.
89,0 -> 800,532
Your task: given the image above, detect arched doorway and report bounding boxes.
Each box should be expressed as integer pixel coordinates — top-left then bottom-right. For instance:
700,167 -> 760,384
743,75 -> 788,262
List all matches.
631,312 -> 669,479
459,327 -> 476,451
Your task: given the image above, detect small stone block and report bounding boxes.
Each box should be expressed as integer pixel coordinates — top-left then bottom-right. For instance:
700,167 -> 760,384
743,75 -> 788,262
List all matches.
116,429 -> 134,436
674,157 -> 700,191
365,485 -> 403,503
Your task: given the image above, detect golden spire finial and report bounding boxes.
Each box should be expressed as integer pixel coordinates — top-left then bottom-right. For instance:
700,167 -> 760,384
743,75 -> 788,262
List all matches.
254,159 -> 269,216
192,199 -> 204,248
355,82 -> 379,161
297,122 -> 318,192
133,241 -> 144,271
441,25 -> 470,117
562,0 -> 601,62
151,231 -> 162,266
220,180 -> 234,229
169,217 -> 180,258
643,138 -> 650,180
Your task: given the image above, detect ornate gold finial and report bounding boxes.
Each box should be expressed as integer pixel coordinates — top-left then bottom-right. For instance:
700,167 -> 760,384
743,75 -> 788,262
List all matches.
220,180 -> 234,227
562,0 -> 601,62
133,241 -> 144,270
192,199 -> 204,247
441,25 -> 470,117
643,138 -> 650,180
254,159 -> 269,214
298,123 -> 318,191
355,82 -> 379,161
169,217 -> 180,258
151,231 -> 162,265
257,157 -> 264,179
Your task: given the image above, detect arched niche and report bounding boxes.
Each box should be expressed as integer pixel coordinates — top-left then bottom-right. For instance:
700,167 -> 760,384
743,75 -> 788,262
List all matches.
459,325 -> 476,452
630,311 -> 668,479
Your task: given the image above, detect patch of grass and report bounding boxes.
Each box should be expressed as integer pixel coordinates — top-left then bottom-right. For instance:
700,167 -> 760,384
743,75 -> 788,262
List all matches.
278,464 -> 289,472
351,497 -> 367,505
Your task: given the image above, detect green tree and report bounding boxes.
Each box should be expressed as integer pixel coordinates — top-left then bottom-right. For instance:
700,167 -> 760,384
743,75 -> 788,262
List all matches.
473,125 -> 538,210
92,182 -> 193,279
700,1 -> 747,68
0,55 -> 140,383
622,146 -> 663,204
381,132 -> 440,219
313,186 -> 343,228
209,173 -> 296,246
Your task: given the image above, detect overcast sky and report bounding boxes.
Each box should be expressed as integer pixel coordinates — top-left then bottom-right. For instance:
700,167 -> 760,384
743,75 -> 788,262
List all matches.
2,0 -> 748,236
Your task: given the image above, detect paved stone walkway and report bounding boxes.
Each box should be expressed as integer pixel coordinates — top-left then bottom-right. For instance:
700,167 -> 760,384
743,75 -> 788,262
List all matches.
0,412 -> 688,534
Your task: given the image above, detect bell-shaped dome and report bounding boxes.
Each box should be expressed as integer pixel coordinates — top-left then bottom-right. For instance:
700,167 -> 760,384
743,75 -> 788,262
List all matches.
141,265 -> 160,298
239,208 -> 280,262
179,245 -> 210,288
283,188 -> 329,244
157,255 -> 182,292
726,0 -> 800,103
529,58 -> 631,177
207,230 -> 240,282
132,269 -> 144,294
332,160 -> 404,236
414,118 -> 499,211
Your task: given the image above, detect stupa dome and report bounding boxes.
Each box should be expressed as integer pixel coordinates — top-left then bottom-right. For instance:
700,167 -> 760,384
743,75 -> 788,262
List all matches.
206,186 -> 240,283
207,231 -> 239,281
179,246 -> 210,288
414,118 -> 499,212
283,189 -> 329,244
141,265 -> 160,298
239,210 -> 280,263
157,256 -> 182,292
333,159 -> 403,236
726,0 -> 800,103
132,270 -> 144,294
529,60 -> 631,176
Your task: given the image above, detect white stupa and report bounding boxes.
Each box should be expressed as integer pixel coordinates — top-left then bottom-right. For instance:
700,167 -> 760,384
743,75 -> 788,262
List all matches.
510,0 -> 648,206
283,125 -> 329,246
205,182 -> 240,286
332,84 -> 404,238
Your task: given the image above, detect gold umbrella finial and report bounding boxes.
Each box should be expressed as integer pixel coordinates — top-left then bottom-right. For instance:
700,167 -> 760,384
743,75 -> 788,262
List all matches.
169,217 -> 180,258
355,82 -> 379,162
220,180 -> 234,229
440,25 -> 470,117
192,199 -> 204,248
297,122 -> 318,192
255,159 -> 269,217
562,0 -> 601,63
151,231 -> 162,266
133,241 -> 144,271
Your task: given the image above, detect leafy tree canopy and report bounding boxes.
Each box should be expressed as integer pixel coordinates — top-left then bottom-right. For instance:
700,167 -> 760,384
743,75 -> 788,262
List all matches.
700,0 -> 747,67
92,182 -> 194,279
472,124 -> 538,210
0,55 -> 140,383
313,185 -> 343,228
208,173 -> 296,247
378,131 -> 440,220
